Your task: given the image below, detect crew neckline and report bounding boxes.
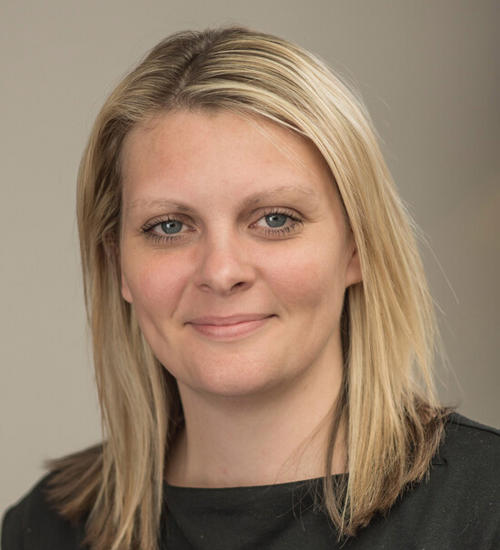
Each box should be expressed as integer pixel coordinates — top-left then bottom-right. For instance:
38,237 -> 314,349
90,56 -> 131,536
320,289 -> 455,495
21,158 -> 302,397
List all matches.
164,473 -> 346,492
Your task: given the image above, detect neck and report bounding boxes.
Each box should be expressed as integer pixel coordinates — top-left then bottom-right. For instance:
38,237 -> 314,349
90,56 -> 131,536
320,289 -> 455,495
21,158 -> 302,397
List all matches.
166,345 -> 346,488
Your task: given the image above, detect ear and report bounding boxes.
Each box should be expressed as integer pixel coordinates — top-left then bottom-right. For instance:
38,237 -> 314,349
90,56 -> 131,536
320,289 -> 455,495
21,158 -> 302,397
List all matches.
121,271 -> 133,304
345,242 -> 362,288
104,234 -> 134,303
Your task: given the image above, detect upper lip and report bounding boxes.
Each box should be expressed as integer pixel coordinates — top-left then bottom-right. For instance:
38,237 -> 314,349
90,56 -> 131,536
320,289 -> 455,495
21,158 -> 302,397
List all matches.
188,314 -> 273,326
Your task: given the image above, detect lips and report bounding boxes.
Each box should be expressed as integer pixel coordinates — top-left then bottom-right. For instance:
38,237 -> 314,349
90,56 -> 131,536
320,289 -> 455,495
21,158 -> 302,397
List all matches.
187,314 -> 275,339
188,313 -> 273,326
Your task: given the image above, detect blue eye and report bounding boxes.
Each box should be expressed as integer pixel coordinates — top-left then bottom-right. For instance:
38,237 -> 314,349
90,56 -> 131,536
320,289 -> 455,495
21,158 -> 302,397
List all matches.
160,220 -> 183,234
264,213 -> 288,228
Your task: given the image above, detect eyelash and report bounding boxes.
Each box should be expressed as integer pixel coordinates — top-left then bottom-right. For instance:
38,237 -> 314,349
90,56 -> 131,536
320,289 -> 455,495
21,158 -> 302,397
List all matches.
140,208 -> 303,244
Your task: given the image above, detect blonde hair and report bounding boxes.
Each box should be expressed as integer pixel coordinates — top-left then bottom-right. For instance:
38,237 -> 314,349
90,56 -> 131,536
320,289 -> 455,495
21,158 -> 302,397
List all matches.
46,26 -> 448,549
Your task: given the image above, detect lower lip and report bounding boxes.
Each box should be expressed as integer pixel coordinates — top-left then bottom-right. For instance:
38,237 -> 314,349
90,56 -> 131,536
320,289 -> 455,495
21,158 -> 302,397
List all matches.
189,316 -> 273,340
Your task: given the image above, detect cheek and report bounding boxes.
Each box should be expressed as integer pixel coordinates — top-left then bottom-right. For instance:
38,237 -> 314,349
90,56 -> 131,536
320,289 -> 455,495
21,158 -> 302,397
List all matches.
266,244 -> 344,313
122,252 -> 189,317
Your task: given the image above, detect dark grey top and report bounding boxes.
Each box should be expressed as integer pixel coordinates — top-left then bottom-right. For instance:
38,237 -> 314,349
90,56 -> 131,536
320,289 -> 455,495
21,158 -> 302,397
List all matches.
3,413 -> 499,549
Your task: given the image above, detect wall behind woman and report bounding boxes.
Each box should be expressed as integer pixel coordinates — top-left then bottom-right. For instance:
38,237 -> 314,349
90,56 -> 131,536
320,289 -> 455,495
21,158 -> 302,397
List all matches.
1,0 -> 498,517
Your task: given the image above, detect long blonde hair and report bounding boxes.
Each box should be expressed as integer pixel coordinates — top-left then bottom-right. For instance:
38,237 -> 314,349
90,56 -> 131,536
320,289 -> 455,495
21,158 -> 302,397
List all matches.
46,26 -> 448,549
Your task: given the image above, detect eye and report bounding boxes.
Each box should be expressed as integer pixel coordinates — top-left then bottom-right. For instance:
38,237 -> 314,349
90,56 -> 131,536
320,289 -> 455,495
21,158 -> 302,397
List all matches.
253,209 -> 303,236
158,219 -> 183,235
141,216 -> 190,243
141,208 -> 303,244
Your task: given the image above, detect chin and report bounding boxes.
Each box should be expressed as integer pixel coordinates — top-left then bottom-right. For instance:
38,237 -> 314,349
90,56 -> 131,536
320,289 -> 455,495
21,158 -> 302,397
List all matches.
173,354 -> 290,400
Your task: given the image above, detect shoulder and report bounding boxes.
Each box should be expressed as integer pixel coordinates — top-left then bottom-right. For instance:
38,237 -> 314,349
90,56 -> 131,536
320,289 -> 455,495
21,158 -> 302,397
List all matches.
359,413 -> 500,548
416,412 -> 500,546
437,412 -> 500,473
1,473 -> 87,550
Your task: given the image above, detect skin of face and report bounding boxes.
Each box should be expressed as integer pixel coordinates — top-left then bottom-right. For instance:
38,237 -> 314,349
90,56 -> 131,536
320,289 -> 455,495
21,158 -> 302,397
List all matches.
119,109 -> 362,403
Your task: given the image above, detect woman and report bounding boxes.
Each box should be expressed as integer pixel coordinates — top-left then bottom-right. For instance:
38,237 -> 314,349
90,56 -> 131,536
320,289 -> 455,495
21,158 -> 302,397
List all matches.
2,25 -> 499,550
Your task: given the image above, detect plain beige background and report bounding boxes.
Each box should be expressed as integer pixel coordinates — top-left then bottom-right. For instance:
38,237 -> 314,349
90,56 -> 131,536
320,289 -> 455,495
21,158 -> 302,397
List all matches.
1,0 -> 498,517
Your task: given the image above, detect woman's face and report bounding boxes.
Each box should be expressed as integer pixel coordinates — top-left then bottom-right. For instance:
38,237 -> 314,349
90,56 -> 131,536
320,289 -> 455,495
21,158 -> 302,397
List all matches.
119,109 -> 361,398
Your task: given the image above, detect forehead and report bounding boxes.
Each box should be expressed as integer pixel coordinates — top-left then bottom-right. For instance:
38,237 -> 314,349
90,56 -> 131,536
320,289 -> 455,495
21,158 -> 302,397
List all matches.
120,109 -> 338,210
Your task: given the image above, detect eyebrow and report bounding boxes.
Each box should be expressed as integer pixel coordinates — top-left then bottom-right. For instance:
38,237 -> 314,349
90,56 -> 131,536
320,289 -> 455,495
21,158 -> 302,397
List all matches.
127,185 -> 321,213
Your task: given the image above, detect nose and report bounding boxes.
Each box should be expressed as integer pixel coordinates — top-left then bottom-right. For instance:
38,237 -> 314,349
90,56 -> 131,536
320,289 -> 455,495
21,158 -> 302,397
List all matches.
193,230 -> 256,295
